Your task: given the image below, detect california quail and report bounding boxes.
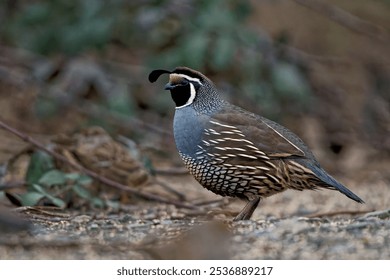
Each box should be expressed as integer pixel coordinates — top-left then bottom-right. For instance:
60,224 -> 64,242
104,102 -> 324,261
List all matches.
149,66 -> 364,221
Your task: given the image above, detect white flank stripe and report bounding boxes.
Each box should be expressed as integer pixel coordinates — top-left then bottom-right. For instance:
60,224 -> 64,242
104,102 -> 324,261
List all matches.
230,147 -> 247,152
209,120 -> 238,129
221,138 -> 254,145
236,165 -> 256,170
237,153 -> 258,160
253,175 -> 267,180
214,146 -> 227,151
266,173 -> 280,183
208,128 -> 221,134
220,131 -> 235,134
246,144 -> 257,149
256,166 -> 270,171
254,150 -> 267,156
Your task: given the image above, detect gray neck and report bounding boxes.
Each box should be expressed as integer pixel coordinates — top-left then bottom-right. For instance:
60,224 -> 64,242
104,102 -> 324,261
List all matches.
191,83 -> 225,115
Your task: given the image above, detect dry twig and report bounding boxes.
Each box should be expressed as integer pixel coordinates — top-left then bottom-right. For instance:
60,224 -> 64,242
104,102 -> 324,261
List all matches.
153,179 -> 187,201
13,206 -> 71,219
0,119 -> 197,210
0,180 -> 27,191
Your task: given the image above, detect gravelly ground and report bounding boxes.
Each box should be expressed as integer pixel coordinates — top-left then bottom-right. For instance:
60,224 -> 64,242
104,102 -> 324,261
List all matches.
0,205 -> 389,260
0,172 -> 389,260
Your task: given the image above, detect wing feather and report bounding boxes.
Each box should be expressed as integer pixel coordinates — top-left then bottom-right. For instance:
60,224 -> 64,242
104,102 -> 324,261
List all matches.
205,105 -> 310,160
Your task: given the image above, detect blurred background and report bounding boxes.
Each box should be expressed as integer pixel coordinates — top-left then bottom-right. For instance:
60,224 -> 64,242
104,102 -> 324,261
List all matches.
0,0 -> 389,212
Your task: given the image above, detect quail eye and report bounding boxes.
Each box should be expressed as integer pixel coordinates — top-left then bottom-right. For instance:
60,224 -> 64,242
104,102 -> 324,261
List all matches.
180,80 -> 189,86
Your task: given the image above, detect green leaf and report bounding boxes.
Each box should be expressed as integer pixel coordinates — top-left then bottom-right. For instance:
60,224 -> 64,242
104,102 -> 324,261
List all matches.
45,195 -> 66,208
91,197 -> 105,208
72,184 -> 92,200
26,151 -> 55,185
64,172 -> 82,181
31,184 -> 66,208
31,183 -> 46,193
77,175 -> 92,186
73,184 -> 103,207
19,192 -> 45,206
38,170 -> 67,186
105,199 -> 119,209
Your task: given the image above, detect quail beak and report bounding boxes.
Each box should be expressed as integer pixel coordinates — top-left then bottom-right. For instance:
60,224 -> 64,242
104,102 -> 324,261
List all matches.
164,83 -> 176,90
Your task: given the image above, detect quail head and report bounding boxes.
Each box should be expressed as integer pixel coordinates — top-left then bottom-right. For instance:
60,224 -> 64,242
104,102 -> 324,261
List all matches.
149,66 -> 364,221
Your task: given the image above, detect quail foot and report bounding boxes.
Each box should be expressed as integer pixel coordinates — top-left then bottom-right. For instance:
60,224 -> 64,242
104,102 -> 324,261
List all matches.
149,67 -> 364,221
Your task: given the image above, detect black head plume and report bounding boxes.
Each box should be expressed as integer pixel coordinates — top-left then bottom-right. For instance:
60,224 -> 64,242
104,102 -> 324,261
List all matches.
148,69 -> 172,83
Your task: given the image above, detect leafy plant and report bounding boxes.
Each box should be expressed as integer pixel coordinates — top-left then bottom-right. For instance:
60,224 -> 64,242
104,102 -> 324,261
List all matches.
4,0 -> 119,55
1,0 -> 312,120
6,151 -> 104,208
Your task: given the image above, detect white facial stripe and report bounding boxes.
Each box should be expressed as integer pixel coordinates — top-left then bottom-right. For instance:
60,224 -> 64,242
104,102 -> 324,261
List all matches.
173,74 -> 203,85
176,83 -> 196,109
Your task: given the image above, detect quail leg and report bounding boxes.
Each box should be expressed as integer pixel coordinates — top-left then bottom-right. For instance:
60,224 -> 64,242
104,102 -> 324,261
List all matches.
233,197 -> 261,221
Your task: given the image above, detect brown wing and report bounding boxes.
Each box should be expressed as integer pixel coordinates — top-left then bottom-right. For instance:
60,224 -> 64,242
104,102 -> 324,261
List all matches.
203,105 -> 306,160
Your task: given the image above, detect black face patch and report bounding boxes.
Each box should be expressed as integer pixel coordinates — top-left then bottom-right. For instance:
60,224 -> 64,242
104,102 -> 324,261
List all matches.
170,83 -> 191,107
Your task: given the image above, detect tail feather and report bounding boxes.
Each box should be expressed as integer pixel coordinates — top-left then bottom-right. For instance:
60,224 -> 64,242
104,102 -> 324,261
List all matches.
311,165 -> 364,204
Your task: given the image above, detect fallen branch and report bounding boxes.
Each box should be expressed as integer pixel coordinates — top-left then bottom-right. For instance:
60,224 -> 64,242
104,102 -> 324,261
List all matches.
153,179 -> 187,201
0,119 -> 197,210
0,180 -> 27,191
14,206 -> 71,219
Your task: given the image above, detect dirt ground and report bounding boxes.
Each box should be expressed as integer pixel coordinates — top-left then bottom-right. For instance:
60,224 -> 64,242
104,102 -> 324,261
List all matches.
1,168 -> 389,260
